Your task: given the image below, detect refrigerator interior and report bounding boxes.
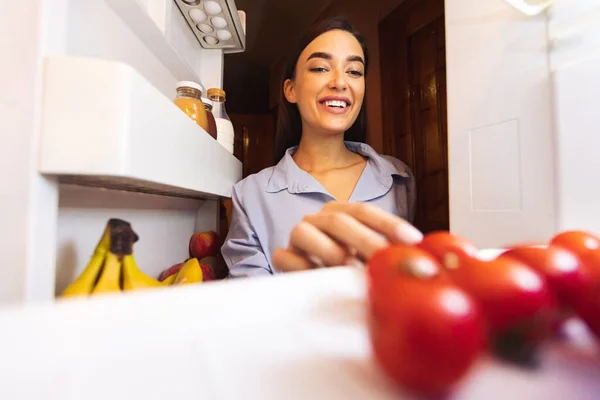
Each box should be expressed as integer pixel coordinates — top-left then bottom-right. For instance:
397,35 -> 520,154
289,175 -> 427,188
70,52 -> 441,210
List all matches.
0,0 -> 241,303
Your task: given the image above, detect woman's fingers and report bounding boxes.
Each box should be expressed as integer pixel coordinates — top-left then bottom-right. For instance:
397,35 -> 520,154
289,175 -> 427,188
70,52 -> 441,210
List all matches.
322,202 -> 423,245
302,212 -> 389,261
272,248 -> 316,272
272,203 -> 423,272
288,221 -> 348,266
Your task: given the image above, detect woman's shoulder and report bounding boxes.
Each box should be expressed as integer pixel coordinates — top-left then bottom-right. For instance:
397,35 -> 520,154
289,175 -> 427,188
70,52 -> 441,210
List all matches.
232,165 -> 278,198
378,154 -> 414,178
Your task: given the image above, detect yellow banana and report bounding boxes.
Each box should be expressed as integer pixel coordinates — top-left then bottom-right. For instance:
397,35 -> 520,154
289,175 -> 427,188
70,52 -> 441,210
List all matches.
61,218 -> 130,298
92,251 -> 122,294
161,274 -> 177,286
122,254 -> 160,291
61,251 -> 105,297
174,258 -> 203,285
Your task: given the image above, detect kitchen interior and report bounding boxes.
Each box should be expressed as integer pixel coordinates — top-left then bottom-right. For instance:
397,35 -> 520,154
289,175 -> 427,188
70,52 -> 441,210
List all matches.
224,0 -> 450,235
1,0 -> 600,398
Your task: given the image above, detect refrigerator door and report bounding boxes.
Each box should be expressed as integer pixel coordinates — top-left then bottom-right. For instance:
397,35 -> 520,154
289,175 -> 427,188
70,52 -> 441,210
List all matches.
445,0 -> 556,248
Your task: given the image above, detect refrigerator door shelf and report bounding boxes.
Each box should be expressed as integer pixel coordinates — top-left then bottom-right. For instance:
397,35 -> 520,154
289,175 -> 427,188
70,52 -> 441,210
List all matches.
38,56 -> 242,200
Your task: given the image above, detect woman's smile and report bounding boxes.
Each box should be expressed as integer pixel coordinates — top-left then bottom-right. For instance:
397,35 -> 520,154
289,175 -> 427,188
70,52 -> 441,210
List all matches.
318,95 -> 352,115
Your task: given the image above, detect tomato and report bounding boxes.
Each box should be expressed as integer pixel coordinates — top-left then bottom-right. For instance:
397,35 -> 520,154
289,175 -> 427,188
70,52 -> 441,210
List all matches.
367,245 -> 445,291
442,253 -> 556,334
367,245 -> 485,396
570,289 -> 600,341
417,231 -> 479,264
569,250 -> 600,340
499,246 -> 589,307
550,230 -> 600,258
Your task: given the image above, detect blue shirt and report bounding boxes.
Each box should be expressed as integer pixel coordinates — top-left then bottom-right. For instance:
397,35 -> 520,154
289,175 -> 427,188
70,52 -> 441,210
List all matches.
221,141 -> 416,277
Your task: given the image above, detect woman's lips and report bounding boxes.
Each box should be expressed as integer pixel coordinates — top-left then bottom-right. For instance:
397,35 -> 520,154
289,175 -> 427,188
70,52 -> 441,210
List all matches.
318,98 -> 351,115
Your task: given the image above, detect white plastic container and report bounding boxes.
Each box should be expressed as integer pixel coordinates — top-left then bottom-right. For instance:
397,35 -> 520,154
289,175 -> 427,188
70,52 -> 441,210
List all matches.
208,87 -> 235,154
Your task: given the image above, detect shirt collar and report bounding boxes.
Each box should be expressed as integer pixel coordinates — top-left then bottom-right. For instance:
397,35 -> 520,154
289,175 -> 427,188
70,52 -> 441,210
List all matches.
266,141 -> 409,198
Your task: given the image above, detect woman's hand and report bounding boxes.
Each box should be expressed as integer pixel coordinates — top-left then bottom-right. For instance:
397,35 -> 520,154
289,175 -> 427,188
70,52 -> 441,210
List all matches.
271,202 -> 423,272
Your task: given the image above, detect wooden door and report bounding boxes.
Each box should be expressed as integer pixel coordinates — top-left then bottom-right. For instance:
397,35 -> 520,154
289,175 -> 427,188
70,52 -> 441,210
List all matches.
379,0 -> 448,234
229,113 -> 276,178
408,17 -> 449,232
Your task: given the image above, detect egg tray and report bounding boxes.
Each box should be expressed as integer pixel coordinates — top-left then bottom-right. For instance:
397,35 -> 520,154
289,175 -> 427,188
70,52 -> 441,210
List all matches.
174,0 -> 246,54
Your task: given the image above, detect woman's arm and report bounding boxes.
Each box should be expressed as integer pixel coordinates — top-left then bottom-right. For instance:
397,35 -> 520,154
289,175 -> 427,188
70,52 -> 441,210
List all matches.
221,185 -> 272,278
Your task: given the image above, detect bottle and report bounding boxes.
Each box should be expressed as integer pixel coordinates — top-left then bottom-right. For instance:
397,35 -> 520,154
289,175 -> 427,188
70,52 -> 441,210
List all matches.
174,81 -> 209,132
207,88 -> 235,154
201,97 -> 218,140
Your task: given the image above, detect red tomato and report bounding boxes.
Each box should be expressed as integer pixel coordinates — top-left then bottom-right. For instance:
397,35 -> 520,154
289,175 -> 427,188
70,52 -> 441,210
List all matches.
367,246 -> 485,396
417,231 -> 479,264
576,250 -> 600,290
441,253 -> 557,337
569,250 -> 600,340
570,290 -> 600,341
498,246 -> 589,307
550,230 -> 600,258
368,245 -> 444,291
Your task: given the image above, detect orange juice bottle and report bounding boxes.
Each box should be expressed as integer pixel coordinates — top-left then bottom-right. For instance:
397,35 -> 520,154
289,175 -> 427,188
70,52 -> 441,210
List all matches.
173,81 -> 209,132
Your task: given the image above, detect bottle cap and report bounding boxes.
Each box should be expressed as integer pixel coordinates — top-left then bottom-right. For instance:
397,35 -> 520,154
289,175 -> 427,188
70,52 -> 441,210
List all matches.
207,88 -> 226,101
176,81 -> 204,93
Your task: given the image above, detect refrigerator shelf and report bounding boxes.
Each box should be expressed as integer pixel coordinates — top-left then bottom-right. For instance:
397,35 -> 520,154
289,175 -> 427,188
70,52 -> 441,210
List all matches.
39,56 -> 241,200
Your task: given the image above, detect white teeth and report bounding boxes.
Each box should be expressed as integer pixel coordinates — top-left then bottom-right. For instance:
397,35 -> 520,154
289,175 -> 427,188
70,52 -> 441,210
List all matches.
324,100 -> 347,108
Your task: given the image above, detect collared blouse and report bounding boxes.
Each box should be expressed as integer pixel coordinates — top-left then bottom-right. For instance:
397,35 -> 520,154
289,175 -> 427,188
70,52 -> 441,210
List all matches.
221,141 -> 416,277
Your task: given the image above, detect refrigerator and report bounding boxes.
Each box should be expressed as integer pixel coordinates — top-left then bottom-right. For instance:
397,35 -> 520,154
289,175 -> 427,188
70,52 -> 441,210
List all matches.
0,0 -> 242,304
0,0 -> 599,398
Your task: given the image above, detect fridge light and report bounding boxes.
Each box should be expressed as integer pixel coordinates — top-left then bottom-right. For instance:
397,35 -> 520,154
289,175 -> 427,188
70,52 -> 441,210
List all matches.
204,1 -> 223,16
189,9 -> 207,22
174,0 -> 246,53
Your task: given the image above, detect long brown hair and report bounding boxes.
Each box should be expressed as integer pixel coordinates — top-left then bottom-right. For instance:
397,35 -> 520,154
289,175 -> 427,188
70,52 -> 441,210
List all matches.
274,17 -> 369,163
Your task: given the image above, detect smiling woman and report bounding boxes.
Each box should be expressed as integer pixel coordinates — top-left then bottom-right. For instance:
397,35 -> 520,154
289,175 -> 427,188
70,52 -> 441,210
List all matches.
221,17 -> 421,278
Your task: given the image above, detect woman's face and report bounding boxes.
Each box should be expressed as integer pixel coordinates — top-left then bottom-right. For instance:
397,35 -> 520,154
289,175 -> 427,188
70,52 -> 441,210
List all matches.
284,29 -> 366,136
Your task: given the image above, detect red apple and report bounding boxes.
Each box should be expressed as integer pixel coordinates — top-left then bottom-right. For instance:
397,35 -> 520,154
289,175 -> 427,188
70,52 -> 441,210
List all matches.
189,231 -> 220,259
158,262 -> 185,282
200,263 -> 215,281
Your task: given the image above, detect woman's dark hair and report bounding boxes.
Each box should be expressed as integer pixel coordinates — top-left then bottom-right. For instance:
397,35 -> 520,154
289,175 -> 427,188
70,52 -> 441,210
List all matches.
273,17 -> 369,163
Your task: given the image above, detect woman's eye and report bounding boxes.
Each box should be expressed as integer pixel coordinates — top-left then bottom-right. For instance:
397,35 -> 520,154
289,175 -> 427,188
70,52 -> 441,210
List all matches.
310,67 -> 328,73
348,70 -> 364,77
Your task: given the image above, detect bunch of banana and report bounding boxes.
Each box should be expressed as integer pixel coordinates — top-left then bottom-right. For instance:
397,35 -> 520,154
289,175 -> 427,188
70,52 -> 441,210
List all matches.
60,219 -> 167,298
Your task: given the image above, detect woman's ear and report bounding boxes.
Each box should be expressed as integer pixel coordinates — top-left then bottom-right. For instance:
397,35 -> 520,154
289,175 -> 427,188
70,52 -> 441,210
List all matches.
283,79 -> 296,104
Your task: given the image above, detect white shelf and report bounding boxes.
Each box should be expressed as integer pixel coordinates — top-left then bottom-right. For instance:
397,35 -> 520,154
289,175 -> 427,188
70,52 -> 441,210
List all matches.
39,56 -> 241,200
0,267 -> 598,399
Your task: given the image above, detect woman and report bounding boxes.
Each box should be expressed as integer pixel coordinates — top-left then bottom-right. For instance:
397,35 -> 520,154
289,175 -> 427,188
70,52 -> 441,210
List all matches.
222,17 -> 422,277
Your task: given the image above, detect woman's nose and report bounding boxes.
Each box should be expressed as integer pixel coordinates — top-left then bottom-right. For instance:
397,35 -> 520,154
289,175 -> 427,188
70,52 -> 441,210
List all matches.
328,68 -> 347,90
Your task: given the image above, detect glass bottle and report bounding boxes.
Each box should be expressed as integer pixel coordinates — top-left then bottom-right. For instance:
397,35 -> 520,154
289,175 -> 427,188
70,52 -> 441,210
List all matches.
201,97 -> 218,140
207,88 -> 235,154
173,81 -> 209,132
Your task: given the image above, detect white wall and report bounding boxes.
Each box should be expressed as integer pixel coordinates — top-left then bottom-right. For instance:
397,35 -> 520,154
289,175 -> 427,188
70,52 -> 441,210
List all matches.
0,1 -> 60,303
445,0 -> 555,248
548,0 -> 600,233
